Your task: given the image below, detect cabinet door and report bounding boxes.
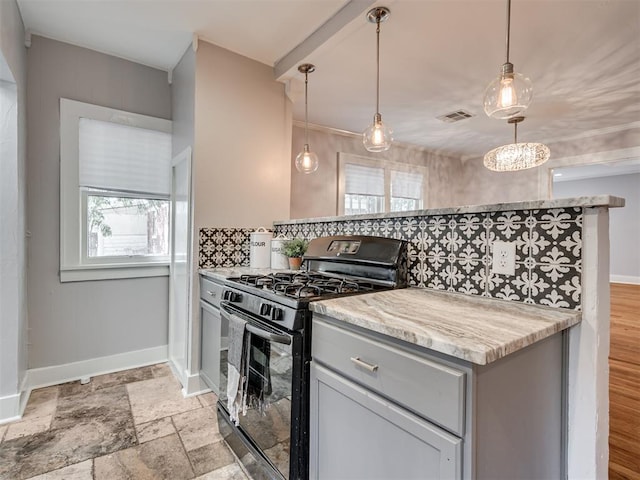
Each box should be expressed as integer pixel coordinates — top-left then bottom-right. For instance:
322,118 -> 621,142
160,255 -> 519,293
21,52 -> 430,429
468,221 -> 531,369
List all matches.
310,363 -> 461,480
200,301 -> 221,394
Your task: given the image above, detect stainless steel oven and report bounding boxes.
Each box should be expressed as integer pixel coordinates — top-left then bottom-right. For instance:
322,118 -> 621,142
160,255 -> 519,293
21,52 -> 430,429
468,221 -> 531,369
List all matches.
215,235 -> 408,480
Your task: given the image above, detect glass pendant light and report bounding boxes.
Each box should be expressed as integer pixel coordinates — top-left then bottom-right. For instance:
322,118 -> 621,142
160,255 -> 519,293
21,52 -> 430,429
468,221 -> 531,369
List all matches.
483,0 -> 533,119
484,116 -> 550,171
363,7 -> 393,152
295,64 -> 319,174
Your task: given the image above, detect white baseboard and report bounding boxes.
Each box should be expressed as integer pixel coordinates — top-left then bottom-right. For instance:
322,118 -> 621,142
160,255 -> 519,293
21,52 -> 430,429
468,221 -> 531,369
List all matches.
26,345 -> 168,391
0,393 -> 22,424
183,371 -> 211,397
0,373 -> 31,424
611,275 -> 640,285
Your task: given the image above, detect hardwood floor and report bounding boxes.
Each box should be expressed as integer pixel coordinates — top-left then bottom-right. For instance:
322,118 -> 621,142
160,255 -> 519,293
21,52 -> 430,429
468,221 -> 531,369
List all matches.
609,283 -> 640,480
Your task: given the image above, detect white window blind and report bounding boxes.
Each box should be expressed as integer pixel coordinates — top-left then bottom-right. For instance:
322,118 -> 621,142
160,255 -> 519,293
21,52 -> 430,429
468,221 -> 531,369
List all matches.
391,170 -> 423,199
344,163 -> 385,196
79,118 -> 172,196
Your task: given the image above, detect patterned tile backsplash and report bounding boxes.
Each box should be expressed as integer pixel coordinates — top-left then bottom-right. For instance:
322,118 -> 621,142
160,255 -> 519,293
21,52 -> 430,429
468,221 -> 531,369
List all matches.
199,207 -> 583,310
199,228 -> 254,268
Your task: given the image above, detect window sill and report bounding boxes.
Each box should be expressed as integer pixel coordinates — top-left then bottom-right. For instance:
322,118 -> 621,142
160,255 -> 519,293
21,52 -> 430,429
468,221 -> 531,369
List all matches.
60,263 -> 170,282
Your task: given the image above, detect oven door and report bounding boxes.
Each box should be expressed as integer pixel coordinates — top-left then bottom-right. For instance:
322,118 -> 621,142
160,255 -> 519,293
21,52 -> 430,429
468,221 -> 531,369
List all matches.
219,301 -> 305,480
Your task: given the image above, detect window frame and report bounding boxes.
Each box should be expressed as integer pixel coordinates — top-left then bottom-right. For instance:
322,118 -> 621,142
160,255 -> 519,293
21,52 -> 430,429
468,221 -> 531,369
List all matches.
60,98 -> 172,282
81,189 -> 171,265
337,153 -> 429,216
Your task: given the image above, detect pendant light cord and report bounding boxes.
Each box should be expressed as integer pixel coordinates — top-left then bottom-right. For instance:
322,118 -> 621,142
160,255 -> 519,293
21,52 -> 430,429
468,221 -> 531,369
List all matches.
514,121 -> 518,144
375,16 -> 381,116
304,70 -> 309,145
504,0 -> 511,64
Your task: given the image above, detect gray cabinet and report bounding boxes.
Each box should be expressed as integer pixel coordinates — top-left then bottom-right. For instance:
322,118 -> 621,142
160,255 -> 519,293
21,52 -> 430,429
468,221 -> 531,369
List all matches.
310,363 -> 461,480
311,315 -> 566,480
200,300 -> 222,393
199,275 -> 227,394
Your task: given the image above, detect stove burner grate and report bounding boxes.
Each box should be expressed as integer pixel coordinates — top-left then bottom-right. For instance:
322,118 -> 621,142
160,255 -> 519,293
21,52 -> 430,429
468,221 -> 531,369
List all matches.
233,273 -> 379,300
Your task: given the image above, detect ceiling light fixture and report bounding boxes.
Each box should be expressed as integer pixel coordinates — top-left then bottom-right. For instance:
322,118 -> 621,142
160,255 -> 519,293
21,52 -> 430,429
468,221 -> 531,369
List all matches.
363,6 -> 393,153
484,117 -> 550,171
483,0 -> 533,119
295,63 -> 319,174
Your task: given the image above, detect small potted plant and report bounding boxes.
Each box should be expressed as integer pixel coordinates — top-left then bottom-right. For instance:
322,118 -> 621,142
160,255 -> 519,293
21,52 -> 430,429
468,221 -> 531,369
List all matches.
282,238 -> 309,270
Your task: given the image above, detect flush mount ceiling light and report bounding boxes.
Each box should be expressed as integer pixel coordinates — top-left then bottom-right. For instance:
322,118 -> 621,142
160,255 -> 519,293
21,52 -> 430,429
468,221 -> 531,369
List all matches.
363,6 -> 393,153
484,116 -> 550,171
295,63 -> 319,174
483,0 -> 533,119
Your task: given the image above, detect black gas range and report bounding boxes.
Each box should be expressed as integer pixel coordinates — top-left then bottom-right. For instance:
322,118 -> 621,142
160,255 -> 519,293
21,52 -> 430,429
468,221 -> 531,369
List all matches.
216,235 -> 408,480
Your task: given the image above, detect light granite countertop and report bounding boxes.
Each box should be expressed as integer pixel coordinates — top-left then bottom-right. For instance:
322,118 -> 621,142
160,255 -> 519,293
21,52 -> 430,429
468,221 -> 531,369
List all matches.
274,195 -> 624,225
310,287 -> 582,365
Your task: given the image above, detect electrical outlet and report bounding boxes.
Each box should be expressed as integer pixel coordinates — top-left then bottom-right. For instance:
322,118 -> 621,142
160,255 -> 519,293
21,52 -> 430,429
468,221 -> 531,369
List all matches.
492,241 -> 516,276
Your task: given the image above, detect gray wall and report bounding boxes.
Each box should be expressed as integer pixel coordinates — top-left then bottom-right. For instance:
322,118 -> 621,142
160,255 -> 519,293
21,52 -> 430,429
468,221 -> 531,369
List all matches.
554,173 -> 640,281
290,125 -> 465,219
0,0 -> 28,405
171,46 -> 195,159
26,36 -> 172,369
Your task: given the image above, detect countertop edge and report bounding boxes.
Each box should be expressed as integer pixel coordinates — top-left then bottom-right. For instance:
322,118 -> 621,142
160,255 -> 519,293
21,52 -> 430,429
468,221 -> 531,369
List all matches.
273,195 -> 624,225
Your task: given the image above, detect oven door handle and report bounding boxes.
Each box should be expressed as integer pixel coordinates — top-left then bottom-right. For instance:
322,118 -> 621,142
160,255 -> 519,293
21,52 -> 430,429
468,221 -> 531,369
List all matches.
220,303 -> 292,346
245,323 -> 292,345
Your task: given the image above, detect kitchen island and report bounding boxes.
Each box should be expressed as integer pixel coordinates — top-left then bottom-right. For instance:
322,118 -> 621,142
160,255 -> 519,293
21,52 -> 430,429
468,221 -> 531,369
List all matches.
196,194 -> 621,478
309,288 -> 581,479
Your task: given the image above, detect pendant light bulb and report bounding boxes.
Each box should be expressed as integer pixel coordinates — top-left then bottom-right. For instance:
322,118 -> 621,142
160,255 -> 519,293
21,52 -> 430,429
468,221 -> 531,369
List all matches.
484,64 -> 533,119
363,113 -> 393,152
295,63 -> 318,174
483,0 -> 533,119
363,7 -> 393,153
295,144 -> 319,174
483,116 -> 550,171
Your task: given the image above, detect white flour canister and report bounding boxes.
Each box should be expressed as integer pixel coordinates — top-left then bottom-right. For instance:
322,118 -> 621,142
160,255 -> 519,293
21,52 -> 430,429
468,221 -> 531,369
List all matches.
270,234 -> 290,270
249,228 -> 273,269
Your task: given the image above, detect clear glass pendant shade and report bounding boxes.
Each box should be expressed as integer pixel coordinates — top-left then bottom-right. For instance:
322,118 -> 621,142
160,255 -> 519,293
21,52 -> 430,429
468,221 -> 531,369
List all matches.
295,144 -> 319,174
363,114 -> 393,152
363,7 -> 392,153
483,69 -> 533,119
295,63 -> 318,174
483,142 -> 550,171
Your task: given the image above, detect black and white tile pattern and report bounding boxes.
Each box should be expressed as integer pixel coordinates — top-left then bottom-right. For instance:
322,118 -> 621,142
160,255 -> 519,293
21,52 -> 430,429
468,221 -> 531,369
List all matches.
273,207 -> 583,310
199,228 -> 255,268
198,208 -> 583,310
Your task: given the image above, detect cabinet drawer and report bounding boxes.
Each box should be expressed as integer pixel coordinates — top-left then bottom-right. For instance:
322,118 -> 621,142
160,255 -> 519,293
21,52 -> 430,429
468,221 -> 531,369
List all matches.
200,276 -> 224,307
312,318 -> 466,436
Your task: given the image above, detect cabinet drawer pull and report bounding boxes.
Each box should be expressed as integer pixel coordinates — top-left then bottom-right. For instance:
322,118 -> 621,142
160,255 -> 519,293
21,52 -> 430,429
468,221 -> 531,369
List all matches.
206,290 -> 216,297
350,356 -> 379,372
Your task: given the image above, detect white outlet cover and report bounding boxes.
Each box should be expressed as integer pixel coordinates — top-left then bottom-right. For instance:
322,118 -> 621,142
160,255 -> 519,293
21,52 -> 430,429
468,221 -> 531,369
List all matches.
492,241 -> 516,276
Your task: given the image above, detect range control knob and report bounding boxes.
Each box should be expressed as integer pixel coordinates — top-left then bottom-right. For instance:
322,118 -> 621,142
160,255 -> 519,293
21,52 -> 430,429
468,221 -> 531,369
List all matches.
271,307 -> 284,321
259,303 -> 272,316
223,290 -> 241,302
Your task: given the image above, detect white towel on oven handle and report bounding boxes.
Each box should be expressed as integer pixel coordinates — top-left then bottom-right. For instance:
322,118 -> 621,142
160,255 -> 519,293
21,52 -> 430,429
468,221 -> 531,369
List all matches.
226,310 -> 248,426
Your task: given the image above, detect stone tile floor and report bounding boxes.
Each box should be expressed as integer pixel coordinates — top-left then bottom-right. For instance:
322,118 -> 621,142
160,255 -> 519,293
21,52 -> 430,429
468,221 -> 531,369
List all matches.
0,363 -> 249,480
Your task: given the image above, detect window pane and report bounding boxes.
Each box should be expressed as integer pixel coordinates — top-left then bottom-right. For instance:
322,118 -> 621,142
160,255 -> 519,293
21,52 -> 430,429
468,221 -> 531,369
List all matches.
344,194 -> 384,215
391,169 -> 424,212
390,197 -> 421,212
87,194 -> 169,258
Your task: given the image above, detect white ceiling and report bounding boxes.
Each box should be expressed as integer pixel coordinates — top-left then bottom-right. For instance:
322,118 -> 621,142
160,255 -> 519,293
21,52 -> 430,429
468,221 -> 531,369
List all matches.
16,0 -> 640,159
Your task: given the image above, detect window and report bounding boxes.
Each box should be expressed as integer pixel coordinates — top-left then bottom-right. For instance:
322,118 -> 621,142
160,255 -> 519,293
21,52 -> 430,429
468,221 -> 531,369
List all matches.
338,153 -> 428,215
60,99 -> 172,281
